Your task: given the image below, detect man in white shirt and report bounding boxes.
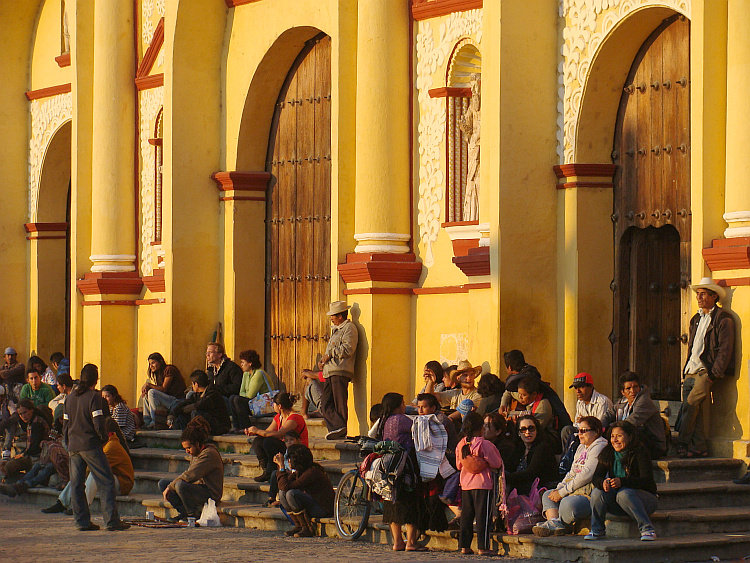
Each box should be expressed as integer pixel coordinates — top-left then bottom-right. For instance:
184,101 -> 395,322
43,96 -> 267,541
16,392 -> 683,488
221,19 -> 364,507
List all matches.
560,372 -> 614,448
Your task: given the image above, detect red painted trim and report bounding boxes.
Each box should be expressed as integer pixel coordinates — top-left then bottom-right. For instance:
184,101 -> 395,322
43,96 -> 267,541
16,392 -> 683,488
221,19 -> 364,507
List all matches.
409,14 -> 415,254
135,73 -> 164,91
148,138 -> 163,146
452,246 -> 490,277
136,18 -> 164,79
441,220 -> 479,228
464,282 -> 490,290
142,269 -> 165,293
26,235 -> 67,241
81,300 -> 137,307
55,53 -> 71,68
211,171 -> 271,192
711,237 -> 750,248
76,272 -> 144,296
412,281 -> 490,295
343,287 -> 413,295
412,0 -> 483,20
703,243 -> 750,271
553,163 -> 617,179
557,181 -> 614,190
135,298 -> 166,305
220,196 -> 266,202
24,222 -> 68,233
25,83 -> 71,101
338,254 -> 423,284
428,87 -> 472,98
226,0 -> 264,6
451,238 -> 479,256
717,277 -> 750,287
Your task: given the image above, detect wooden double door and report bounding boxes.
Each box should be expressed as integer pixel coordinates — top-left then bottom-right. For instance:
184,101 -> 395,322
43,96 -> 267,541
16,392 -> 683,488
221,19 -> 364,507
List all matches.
266,34 -> 332,396
612,15 -> 690,400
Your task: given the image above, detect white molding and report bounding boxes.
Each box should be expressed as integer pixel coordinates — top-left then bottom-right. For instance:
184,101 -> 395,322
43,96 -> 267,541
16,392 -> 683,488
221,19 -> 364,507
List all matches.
354,233 -> 411,242
444,223 -> 481,241
354,244 -> 411,254
724,226 -> 750,239
90,255 -> 137,273
723,211 -> 750,223
354,233 -> 411,254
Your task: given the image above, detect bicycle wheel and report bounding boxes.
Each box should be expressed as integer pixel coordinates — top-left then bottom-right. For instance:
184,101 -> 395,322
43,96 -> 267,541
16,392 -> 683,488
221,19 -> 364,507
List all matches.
334,469 -> 371,540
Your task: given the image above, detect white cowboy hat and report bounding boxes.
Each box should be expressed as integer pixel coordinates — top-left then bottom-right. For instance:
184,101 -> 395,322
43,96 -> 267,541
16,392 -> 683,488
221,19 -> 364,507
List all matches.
455,359 -> 482,377
326,301 -> 350,316
691,277 -> 726,301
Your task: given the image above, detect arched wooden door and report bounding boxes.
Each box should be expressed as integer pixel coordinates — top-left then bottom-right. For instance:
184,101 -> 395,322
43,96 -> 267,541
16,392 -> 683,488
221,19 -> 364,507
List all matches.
612,15 -> 690,400
266,34 -> 331,395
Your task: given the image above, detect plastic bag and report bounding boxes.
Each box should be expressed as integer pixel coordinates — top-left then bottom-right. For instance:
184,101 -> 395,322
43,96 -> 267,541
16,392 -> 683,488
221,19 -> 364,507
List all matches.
504,478 -> 545,535
197,498 -> 221,527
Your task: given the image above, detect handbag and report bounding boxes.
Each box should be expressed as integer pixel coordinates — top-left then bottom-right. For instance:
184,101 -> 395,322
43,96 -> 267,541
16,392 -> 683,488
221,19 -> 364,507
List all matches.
247,371 -> 279,417
504,478 -> 545,535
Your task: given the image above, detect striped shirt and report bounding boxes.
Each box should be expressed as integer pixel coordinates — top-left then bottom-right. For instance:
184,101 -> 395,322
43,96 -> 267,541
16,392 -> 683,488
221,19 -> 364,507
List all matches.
111,402 -> 136,441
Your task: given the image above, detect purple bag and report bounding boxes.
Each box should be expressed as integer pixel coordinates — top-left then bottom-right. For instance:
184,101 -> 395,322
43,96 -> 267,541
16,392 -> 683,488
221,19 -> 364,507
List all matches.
504,478 -> 545,535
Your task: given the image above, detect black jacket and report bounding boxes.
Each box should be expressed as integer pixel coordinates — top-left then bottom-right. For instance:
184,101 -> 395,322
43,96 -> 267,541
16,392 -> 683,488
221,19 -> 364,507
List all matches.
173,384 -> 231,435
63,387 -> 108,452
685,307 -> 735,380
592,443 -> 657,495
505,364 -> 572,430
208,358 -> 243,397
506,436 -> 559,495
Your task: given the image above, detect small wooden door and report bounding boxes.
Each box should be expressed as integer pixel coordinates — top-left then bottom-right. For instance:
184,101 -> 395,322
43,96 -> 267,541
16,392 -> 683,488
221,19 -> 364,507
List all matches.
612,15 -> 690,400
266,34 -> 331,396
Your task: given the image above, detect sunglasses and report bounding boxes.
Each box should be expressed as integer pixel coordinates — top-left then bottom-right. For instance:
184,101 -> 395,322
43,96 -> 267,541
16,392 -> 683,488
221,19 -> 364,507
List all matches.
519,426 -> 537,433
577,428 -> 595,434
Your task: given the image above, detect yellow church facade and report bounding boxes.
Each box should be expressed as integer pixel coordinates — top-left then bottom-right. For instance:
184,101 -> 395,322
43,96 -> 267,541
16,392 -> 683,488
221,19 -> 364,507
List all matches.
2,0 -> 749,459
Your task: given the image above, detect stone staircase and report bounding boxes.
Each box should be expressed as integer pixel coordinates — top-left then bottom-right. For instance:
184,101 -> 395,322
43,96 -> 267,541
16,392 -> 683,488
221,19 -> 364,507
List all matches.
3,417 -> 750,562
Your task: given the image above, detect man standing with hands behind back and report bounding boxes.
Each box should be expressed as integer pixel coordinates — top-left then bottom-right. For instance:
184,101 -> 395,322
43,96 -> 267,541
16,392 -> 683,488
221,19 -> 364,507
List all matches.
676,277 -> 735,459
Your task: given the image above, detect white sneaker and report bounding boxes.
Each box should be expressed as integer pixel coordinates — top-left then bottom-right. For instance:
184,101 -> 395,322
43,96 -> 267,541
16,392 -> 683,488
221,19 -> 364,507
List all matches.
532,519 -> 568,537
584,531 -> 606,541
640,531 -> 657,541
325,427 -> 347,440
1,450 -> 10,461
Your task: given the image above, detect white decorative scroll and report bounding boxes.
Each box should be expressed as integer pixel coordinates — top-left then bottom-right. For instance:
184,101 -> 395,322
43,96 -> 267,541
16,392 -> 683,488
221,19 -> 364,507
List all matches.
28,93 -> 73,222
139,86 -> 164,276
440,333 -> 469,366
416,10 -> 482,267
558,0 -> 691,163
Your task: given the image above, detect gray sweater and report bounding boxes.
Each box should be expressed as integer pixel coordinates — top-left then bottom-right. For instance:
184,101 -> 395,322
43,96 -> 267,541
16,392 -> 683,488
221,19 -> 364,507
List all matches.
63,387 -> 108,453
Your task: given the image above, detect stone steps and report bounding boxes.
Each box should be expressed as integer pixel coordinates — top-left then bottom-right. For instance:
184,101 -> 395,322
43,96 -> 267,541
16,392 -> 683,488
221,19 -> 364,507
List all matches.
652,456 -> 743,483
0,486 -> 153,517
655,479 -> 750,509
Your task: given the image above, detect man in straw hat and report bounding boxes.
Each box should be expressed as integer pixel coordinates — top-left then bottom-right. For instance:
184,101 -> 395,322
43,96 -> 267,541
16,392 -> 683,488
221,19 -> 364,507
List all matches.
318,301 -> 358,440
675,277 -> 735,458
425,360 -> 482,422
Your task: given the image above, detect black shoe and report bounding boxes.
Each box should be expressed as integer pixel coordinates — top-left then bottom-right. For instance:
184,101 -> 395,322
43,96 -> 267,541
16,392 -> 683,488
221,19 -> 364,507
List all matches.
42,500 -> 66,514
78,523 -> 100,531
167,514 -> 187,523
254,465 -> 274,483
64,508 -> 74,515
0,483 -> 17,497
734,472 -> 750,485
106,522 -> 131,531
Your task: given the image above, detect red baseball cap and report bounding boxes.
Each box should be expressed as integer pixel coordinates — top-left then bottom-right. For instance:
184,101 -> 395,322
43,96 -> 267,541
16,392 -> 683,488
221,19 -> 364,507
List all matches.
569,372 -> 594,388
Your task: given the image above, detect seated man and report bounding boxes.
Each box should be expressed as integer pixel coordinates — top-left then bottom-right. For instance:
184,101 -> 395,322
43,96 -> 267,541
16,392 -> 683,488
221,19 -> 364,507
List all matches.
300,367 -> 324,418
614,371 -> 666,459
0,347 -> 26,400
0,387 -> 17,459
20,366 -> 56,412
0,436 -> 68,497
171,370 -> 231,436
560,372 -> 615,447
425,360 -> 482,422
205,342 -> 243,398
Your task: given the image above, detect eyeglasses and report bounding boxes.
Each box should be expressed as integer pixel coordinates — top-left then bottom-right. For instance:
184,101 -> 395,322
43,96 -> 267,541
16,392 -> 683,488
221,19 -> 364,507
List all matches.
519,426 -> 537,433
577,428 -> 595,434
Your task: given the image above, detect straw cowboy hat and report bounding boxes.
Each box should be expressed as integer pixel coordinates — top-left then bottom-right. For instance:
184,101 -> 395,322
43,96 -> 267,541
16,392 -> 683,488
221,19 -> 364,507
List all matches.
326,301 -> 351,316
691,277 -> 726,301
455,359 -> 482,377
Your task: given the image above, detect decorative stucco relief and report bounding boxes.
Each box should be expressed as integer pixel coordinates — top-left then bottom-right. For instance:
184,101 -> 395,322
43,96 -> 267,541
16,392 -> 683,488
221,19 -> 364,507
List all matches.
142,0 -> 165,47
416,10 -> 482,267
558,0 -> 691,163
440,333 -> 469,366
28,93 -> 72,222
139,86 -> 164,276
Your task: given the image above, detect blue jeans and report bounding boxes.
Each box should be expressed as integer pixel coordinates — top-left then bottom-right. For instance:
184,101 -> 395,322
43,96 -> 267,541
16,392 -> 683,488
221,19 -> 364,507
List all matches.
19,461 -> 56,488
69,449 -> 122,528
541,489 -> 591,525
158,478 -> 212,517
278,488 -> 331,518
143,389 -> 179,426
60,472 -> 121,508
590,487 -> 657,535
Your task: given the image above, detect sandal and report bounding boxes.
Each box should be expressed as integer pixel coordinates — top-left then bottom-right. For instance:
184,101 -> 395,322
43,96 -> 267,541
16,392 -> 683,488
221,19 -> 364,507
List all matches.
686,449 -> 708,458
406,546 -> 428,552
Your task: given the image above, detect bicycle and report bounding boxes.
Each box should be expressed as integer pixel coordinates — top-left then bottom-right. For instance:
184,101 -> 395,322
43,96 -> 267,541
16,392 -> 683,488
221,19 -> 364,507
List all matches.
334,437 -> 376,540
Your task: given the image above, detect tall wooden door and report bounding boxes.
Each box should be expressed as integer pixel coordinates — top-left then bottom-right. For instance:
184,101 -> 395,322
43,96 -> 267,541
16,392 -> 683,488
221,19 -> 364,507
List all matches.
612,15 -> 690,400
266,34 -> 331,396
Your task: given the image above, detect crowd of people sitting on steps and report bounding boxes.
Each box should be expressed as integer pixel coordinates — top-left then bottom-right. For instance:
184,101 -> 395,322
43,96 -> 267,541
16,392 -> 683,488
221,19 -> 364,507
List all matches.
0,279 -> 735,549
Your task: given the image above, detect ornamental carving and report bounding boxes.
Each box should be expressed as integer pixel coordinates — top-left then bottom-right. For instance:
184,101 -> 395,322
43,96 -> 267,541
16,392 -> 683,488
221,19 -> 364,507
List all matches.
139,86 -> 164,276
558,0 -> 691,163
28,93 -> 72,222
142,0 -> 165,48
416,9 -> 482,267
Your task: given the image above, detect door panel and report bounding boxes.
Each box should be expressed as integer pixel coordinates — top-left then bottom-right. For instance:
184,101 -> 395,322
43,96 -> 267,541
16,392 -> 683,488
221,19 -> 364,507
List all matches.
267,35 -> 331,395
612,15 -> 690,400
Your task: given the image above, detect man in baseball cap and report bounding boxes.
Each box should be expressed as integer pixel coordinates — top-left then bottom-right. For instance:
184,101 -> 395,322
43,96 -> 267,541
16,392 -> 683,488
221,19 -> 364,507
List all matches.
0,347 -> 25,400
560,373 -> 614,446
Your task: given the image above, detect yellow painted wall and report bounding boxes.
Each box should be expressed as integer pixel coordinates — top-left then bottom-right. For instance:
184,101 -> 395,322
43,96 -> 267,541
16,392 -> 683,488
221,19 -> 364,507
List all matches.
30,0 -> 71,91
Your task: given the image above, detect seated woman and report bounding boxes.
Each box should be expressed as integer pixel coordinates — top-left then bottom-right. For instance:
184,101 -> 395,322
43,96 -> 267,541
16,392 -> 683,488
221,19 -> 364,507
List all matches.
101,385 -> 136,442
141,352 -> 186,429
532,416 -> 607,537
475,373 -> 505,415
27,356 -> 56,390
158,416 -> 224,523
2,399 -> 50,481
483,412 -> 515,467
586,420 -> 658,542
276,443 -> 334,537
376,392 -> 426,552
505,414 -> 558,496
511,377 -> 552,430
244,392 -> 307,482
230,349 -> 274,431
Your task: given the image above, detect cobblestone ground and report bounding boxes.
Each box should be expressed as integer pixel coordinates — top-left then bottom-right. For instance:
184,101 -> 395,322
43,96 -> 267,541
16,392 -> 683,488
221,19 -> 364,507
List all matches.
0,502 -> 558,563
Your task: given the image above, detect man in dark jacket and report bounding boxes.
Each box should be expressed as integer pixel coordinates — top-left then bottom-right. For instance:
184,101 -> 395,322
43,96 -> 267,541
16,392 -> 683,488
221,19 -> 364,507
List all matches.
205,342 -> 243,398
676,278 -> 735,458
171,370 -> 231,435
63,364 -> 129,531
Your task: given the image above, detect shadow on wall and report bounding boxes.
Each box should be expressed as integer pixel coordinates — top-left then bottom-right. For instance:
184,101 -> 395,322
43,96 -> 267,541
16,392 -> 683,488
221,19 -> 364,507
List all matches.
711,288 -> 743,443
349,303 -> 369,433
